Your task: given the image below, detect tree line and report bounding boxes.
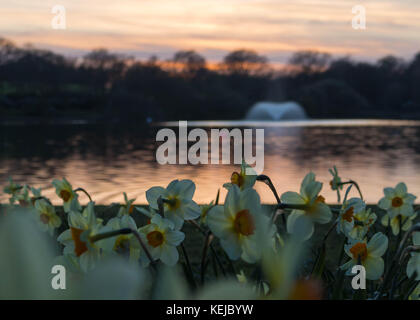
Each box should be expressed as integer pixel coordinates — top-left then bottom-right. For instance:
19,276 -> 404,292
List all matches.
1,37 -> 419,122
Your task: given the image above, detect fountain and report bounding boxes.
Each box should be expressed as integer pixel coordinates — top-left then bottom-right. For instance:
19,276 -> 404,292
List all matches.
245,101 -> 308,121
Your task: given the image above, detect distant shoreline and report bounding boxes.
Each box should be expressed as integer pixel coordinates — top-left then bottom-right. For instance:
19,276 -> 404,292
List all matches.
2,117 -> 420,127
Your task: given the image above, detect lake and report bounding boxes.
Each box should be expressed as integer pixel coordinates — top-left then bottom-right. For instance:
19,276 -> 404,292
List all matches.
1,120 -> 420,205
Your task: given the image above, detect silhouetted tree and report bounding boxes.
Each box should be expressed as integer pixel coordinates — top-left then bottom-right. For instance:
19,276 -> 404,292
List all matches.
288,50 -> 331,75
171,50 -> 206,75
81,49 -> 130,89
407,52 -> 420,107
221,49 -> 270,76
1,36 -> 420,121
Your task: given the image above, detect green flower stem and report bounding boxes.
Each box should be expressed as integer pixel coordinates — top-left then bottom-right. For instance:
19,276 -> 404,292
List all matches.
403,280 -> 420,300
323,220 -> 338,243
157,196 -> 166,216
200,231 -> 213,285
32,196 -> 52,205
215,189 -> 220,205
256,175 -> 286,226
181,242 -> 197,289
377,223 -> 420,299
399,245 -> 420,264
130,228 -> 157,271
337,180 -> 363,200
90,228 -> 131,243
73,187 -> 93,202
311,221 -> 338,279
277,203 -> 310,210
188,220 -> 227,277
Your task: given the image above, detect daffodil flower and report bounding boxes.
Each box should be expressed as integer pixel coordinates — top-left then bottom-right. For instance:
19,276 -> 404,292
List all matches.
336,197 -> 366,237
223,161 -> 257,191
340,232 -> 388,280
137,214 -> 185,267
118,192 -> 136,217
329,166 -> 343,201
378,182 -> 416,218
57,202 -> 109,272
207,185 -> 274,263
406,232 -> 420,281
3,177 -> 22,204
52,178 -> 81,213
347,207 -> 377,240
280,172 -> 332,240
34,199 -> 61,235
146,179 -> 201,229
381,212 -> 417,236
15,184 -> 31,207
105,215 -> 139,261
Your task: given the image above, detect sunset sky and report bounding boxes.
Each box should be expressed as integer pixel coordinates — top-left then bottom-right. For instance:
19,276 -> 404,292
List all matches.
1,0 -> 419,66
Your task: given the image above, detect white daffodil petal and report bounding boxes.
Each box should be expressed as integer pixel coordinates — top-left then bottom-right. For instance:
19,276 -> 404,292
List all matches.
220,235 -> 242,261
395,182 -> 407,196
340,259 -> 356,271
378,197 -> 391,210
280,192 -> 305,205
146,186 -> 166,209
287,212 -> 314,241
406,254 -> 420,281
165,230 -> 185,246
240,236 -> 259,264
182,201 -> 201,220
400,204 -> 414,217
160,245 -> 179,266
413,232 -> 420,246
304,181 -> 322,201
207,206 -> 233,239
364,257 -> 384,280
176,180 -> 196,199
311,203 -> 332,224
367,232 -> 388,257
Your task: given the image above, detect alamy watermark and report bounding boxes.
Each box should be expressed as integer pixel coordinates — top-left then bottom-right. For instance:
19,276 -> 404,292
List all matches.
51,265 -> 66,290
51,5 -> 66,30
155,121 -> 265,174
351,265 -> 366,290
352,5 -> 366,30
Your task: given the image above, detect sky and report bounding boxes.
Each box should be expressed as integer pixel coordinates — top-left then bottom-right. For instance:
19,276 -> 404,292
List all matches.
1,0 -> 420,66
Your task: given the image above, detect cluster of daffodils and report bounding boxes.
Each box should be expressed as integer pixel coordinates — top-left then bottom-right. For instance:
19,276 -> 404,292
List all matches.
1,164 -> 419,300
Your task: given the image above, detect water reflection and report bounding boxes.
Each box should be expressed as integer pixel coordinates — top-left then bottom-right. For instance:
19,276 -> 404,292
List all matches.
1,121 -> 420,204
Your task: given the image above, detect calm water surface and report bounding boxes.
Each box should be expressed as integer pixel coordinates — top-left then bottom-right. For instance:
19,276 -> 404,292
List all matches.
1,120 -> 420,204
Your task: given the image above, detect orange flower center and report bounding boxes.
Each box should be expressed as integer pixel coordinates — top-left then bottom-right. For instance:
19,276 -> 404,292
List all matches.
128,205 -> 134,214
40,214 -> 50,224
233,209 -> 255,236
231,172 -> 244,188
315,195 -> 325,203
342,207 -> 354,222
59,190 -> 71,202
70,227 -> 88,257
147,230 -> 164,247
392,197 -> 403,208
349,242 -> 368,262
